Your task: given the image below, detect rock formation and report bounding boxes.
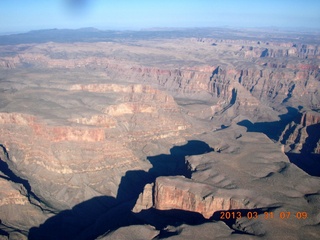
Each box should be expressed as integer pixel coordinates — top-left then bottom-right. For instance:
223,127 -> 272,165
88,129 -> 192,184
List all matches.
135,176 -> 260,219
132,183 -> 153,213
280,110 -> 320,153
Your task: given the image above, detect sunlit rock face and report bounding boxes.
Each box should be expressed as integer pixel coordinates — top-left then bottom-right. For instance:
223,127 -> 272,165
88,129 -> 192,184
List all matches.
0,28 -> 319,239
153,176 -> 253,219
130,128 -> 320,238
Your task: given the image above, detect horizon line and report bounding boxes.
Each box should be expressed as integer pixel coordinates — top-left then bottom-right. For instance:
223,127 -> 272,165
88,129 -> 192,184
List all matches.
1,25 -> 320,36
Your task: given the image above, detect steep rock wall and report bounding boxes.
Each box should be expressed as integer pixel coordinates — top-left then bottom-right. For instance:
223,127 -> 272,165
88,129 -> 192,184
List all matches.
153,176 -> 250,219
280,111 -> 320,153
0,41 -> 319,116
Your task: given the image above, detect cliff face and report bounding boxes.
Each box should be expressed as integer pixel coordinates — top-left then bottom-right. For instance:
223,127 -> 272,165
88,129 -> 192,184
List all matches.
0,146 -> 48,234
154,177 -> 252,219
133,176 -> 255,219
280,111 -> 320,153
132,128 -> 320,238
300,110 -> 320,127
1,39 -> 319,121
122,65 -> 319,124
0,178 -> 44,238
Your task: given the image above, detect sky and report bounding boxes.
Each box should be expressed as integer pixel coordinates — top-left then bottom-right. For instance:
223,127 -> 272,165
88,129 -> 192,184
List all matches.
0,0 -> 320,33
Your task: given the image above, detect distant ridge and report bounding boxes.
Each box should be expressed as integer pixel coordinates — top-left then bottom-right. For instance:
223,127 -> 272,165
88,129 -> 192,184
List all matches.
0,27 -> 319,45
0,28 -> 215,45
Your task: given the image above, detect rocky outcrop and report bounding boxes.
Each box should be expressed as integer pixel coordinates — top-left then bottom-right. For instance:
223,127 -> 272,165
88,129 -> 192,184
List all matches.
0,147 -> 48,236
301,110 -> 320,126
132,183 -> 154,213
153,176 -> 251,219
132,129 -> 291,221
280,110 -> 320,153
0,178 -> 48,234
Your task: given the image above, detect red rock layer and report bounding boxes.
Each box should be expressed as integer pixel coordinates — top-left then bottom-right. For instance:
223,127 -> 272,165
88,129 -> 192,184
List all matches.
152,176 -> 250,219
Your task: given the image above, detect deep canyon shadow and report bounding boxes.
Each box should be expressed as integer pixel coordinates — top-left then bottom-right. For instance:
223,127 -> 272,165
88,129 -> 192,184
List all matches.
237,107 -> 300,141
0,144 -> 42,202
237,107 -> 320,176
29,140 -> 214,240
289,123 -> 320,176
286,152 -> 320,177
117,140 -> 214,202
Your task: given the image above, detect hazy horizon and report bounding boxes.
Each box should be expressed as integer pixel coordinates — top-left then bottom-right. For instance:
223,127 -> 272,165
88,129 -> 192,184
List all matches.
1,0 -> 320,34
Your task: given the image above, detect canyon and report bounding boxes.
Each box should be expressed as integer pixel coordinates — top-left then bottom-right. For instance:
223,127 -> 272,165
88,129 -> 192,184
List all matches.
0,28 -> 319,239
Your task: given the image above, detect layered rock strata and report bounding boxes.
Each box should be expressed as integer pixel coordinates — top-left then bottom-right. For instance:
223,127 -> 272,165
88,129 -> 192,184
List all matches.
280,110 -> 320,153
0,84 -> 192,211
132,126 -> 320,238
134,176 -> 258,219
1,39 -> 319,119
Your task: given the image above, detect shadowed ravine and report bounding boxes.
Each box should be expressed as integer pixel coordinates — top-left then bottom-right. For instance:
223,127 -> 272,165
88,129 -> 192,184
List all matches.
237,107 -> 320,176
0,144 -> 43,203
237,107 -> 300,141
28,140 -> 217,239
